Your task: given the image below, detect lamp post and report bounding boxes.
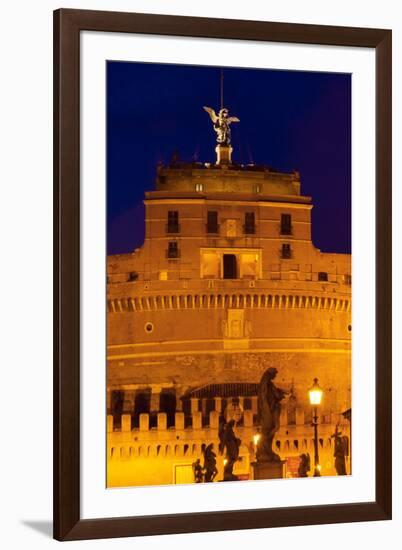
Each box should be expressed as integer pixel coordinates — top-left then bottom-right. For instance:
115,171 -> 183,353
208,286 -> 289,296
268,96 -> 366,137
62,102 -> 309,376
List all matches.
308,378 -> 323,477
252,433 -> 261,460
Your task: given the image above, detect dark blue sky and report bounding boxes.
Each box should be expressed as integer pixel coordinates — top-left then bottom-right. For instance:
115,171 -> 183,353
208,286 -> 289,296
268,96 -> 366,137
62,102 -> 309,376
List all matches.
107,62 -> 351,256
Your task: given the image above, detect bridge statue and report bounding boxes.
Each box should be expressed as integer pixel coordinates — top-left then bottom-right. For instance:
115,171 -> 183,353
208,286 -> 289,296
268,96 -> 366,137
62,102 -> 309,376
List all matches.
257,367 -> 288,463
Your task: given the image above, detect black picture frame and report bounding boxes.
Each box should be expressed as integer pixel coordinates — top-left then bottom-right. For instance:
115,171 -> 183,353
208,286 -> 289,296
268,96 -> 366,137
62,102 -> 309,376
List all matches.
53,8 -> 392,541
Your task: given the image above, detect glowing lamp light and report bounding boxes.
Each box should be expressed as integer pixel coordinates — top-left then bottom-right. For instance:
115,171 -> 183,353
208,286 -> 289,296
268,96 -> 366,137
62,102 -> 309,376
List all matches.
253,434 -> 261,447
223,458 -> 228,466
309,378 -> 323,406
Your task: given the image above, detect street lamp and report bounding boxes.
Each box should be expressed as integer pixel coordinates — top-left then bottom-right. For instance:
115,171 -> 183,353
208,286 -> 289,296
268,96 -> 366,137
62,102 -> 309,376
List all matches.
252,433 -> 261,458
308,378 -> 323,477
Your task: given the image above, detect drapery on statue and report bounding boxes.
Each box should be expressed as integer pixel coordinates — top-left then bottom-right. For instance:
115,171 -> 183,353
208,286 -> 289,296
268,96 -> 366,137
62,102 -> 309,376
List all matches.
203,443 -> 218,482
192,458 -> 204,483
332,425 -> 348,475
298,453 -> 311,477
203,106 -> 240,146
257,367 -> 288,463
218,419 -> 241,481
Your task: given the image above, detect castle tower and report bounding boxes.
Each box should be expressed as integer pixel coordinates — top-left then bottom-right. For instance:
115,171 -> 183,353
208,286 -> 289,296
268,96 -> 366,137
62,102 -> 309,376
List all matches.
106,106 -> 352,486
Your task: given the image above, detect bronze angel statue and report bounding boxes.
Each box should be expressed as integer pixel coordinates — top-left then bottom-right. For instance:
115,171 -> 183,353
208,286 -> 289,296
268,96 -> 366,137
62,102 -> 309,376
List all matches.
203,106 -> 240,146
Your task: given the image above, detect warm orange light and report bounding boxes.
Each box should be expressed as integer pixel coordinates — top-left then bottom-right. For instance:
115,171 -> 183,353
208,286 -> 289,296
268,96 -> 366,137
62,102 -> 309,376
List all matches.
253,434 -> 261,446
309,378 -> 323,406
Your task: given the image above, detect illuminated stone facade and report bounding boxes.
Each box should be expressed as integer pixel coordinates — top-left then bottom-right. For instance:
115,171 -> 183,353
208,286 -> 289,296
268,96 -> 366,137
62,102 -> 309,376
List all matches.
107,145 -> 352,487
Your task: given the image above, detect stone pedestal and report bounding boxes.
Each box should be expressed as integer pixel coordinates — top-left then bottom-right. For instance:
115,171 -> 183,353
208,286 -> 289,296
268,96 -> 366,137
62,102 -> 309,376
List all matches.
251,460 -> 285,480
215,144 -> 232,165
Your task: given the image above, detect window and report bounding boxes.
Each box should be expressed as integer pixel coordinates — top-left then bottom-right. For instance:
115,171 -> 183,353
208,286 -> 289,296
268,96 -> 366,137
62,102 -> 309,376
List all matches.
166,210 -> 179,233
206,211 -> 219,233
167,241 -> 179,259
128,271 -> 138,282
195,183 -> 204,192
223,254 -> 237,279
281,244 -> 291,259
343,274 -> 352,285
280,213 -> 292,235
144,322 -> 154,333
318,271 -> 328,281
244,212 -> 256,234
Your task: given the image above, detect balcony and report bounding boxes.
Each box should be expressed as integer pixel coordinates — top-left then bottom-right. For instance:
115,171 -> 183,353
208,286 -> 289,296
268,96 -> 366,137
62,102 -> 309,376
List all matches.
166,249 -> 180,259
243,224 -> 256,235
165,223 -> 180,234
206,223 -> 220,234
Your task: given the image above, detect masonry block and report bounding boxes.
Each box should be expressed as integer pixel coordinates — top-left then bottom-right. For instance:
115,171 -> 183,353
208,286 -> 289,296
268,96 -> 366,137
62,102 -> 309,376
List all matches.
209,410 -> 219,429
175,412 -> 184,430
251,396 -> 258,414
243,409 -> 254,427
157,412 -> 167,430
192,411 -> 202,429
295,407 -> 305,425
139,413 -> 149,431
107,415 -> 114,432
121,414 -> 131,432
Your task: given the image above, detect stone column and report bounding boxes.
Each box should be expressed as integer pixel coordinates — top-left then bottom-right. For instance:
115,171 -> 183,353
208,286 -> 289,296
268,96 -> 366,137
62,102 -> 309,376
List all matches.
175,412 -> 185,430
295,407 -> 305,425
280,406 -> 287,428
251,396 -> 258,415
150,386 -> 162,413
139,413 -> 149,431
190,397 -> 199,414
123,389 -> 135,413
214,397 -> 222,413
210,411 -> 220,429
121,414 -> 131,432
192,412 -> 202,430
157,412 -> 167,431
243,410 -> 253,427
175,388 -> 183,411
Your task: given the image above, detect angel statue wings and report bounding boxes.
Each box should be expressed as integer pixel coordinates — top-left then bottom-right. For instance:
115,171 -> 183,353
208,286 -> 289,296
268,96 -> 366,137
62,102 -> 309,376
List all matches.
203,106 -> 240,146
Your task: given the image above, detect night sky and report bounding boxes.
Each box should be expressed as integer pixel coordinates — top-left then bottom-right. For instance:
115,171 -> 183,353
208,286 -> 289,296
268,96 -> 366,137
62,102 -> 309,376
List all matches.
107,62 -> 351,256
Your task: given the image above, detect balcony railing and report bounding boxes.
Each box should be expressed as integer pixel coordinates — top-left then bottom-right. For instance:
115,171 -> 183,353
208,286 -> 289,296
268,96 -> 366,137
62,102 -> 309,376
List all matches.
166,223 -> 180,234
243,224 -> 256,235
166,249 -> 180,259
206,224 -> 220,234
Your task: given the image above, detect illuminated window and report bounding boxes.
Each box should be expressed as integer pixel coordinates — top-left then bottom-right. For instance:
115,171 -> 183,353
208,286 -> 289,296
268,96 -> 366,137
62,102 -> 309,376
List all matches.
280,214 -> 292,235
195,183 -> 204,192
